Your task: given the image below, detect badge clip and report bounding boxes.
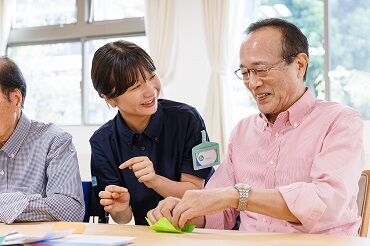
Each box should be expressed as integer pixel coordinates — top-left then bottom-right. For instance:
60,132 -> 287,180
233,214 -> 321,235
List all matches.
192,130 -> 220,170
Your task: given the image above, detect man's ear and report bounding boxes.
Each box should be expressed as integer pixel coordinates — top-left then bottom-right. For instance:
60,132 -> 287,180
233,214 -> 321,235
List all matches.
10,89 -> 23,108
295,53 -> 308,80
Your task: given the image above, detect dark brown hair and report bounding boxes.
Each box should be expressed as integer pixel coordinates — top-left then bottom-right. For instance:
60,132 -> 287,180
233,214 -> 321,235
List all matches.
91,40 -> 156,99
246,18 -> 309,80
0,56 -> 27,107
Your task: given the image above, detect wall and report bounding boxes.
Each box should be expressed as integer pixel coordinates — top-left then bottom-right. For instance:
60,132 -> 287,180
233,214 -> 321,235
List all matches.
162,0 -> 210,112
62,126 -> 98,181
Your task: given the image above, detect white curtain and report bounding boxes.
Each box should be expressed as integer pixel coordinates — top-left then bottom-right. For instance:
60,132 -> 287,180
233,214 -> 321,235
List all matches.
202,0 -> 241,158
0,0 -> 14,55
145,0 -> 177,96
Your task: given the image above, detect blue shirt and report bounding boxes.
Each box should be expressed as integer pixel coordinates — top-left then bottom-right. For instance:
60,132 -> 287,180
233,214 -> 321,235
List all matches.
90,99 -> 212,225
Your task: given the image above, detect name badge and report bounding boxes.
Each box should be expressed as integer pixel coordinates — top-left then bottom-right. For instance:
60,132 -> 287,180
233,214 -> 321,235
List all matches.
91,176 -> 98,187
192,130 -> 220,170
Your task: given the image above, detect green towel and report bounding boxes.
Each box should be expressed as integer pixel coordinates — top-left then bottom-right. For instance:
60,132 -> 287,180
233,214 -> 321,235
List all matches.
145,217 -> 195,233
0,236 -> 4,244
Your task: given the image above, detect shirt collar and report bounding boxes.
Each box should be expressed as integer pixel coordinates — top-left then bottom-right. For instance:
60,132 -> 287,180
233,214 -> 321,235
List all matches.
286,88 -> 315,126
1,112 -> 31,158
115,102 -> 163,145
143,102 -> 163,142
258,113 -> 271,130
116,112 -> 135,145
259,88 -> 315,128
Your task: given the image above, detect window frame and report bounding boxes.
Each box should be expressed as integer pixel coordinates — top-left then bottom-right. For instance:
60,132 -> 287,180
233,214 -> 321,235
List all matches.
323,0 -> 330,101
7,0 -> 145,126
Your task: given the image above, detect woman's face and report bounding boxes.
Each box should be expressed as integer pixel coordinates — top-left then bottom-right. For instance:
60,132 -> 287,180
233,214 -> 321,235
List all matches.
106,71 -> 161,120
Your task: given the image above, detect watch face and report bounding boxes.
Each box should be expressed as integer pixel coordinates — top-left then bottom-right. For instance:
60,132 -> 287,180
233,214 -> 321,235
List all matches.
235,183 -> 250,190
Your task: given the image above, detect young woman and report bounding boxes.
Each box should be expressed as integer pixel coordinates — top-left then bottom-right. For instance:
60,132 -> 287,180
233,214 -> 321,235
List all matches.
90,40 -> 212,225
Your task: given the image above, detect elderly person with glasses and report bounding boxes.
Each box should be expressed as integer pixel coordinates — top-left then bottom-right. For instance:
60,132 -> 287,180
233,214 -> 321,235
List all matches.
147,18 -> 365,236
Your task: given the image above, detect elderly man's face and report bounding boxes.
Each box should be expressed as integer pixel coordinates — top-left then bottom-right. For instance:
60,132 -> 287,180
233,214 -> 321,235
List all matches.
239,27 -> 307,122
0,89 -> 21,147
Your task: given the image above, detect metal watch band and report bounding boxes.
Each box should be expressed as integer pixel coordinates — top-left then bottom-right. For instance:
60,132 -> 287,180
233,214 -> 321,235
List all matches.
234,183 -> 251,211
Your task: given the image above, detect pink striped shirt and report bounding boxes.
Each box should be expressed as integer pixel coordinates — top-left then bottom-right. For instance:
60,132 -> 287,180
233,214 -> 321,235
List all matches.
205,89 -> 365,235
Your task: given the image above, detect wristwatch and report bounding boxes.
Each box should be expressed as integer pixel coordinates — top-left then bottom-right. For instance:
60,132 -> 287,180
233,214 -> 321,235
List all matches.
234,183 -> 251,211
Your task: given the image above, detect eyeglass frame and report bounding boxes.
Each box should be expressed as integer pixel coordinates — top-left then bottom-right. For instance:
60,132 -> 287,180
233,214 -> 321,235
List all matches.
234,53 -> 298,82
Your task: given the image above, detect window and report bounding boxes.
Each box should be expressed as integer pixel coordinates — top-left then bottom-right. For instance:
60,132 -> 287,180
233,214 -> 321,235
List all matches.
13,0 -> 77,28
92,0 -> 144,21
232,0 -> 370,123
7,0 -> 146,125
8,42 -> 82,124
329,0 -> 370,118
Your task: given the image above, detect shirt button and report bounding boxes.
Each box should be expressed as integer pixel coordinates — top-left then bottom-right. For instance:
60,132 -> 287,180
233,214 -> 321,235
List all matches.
154,137 -> 159,141
262,218 -> 267,222
293,122 -> 299,128
274,132 -> 279,137
0,170 -> 5,176
269,160 -> 274,165
141,146 -> 146,151
10,154 -> 15,158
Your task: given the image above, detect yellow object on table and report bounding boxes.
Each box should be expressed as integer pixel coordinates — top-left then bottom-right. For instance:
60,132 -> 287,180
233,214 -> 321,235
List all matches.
52,222 -> 86,234
145,217 -> 195,233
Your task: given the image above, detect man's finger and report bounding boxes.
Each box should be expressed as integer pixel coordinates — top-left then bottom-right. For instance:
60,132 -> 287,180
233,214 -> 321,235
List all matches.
147,209 -> 157,224
171,203 -> 186,227
152,207 -> 165,222
160,206 -> 173,221
178,209 -> 192,229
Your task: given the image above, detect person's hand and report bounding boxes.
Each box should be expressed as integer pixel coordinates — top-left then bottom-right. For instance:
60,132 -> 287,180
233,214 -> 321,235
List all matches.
171,188 -> 235,229
147,197 -> 180,224
120,156 -> 158,188
99,185 -> 130,214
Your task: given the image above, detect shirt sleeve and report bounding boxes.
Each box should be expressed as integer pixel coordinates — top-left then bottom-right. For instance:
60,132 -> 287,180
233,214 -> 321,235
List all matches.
204,127 -> 239,230
180,108 -> 213,179
90,137 -> 123,221
0,192 -> 29,223
15,132 -> 85,222
277,111 -> 365,232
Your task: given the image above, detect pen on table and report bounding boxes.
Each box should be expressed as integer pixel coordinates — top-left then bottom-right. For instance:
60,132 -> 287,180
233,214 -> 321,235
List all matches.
4,231 -> 25,242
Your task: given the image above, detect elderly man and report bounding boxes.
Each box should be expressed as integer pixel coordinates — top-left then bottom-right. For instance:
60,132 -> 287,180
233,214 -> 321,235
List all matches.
147,18 -> 364,235
0,56 -> 84,223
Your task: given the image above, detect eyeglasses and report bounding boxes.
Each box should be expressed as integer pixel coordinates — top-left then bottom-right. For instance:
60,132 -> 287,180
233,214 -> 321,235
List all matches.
234,54 -> 297,82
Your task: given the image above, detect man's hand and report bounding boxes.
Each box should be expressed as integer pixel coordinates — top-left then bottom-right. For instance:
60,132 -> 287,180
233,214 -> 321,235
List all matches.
147,197 -> 181,224
171,188 -> 237,229
120,156 -> 158,188
99,185 -> 130,214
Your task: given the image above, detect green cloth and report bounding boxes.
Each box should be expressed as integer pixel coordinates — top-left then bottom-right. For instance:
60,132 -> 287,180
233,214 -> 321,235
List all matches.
146,217 -> 195,233
0,236 -> 4,245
